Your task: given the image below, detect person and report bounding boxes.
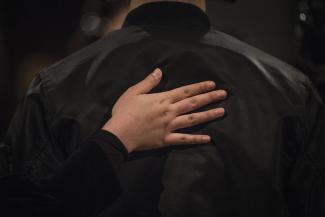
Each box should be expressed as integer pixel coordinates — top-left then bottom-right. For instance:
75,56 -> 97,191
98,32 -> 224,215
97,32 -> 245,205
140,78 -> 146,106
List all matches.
4,0 -> 325,216
0,69 -> 227,217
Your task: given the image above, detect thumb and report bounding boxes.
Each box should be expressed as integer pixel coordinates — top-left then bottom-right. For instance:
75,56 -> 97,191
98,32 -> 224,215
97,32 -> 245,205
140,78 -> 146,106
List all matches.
131,68 -> 163,95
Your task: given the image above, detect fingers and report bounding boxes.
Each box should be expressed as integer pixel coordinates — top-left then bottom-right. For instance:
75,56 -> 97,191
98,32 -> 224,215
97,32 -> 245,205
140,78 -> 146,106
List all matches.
128,68 -> 163,95
164,81 -> 216,103
164,133 -> 211,145
172,90 -> 227,115
169,108 -> 225,131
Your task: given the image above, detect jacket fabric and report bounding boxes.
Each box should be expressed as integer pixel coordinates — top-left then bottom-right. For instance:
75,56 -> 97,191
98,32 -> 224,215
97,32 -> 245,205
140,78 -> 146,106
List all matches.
5,2 -> 325,217
0,130 -> 127,217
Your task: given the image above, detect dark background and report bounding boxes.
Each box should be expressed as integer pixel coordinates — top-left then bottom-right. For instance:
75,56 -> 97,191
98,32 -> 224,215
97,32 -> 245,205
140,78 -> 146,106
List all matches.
1,0 -> 324,141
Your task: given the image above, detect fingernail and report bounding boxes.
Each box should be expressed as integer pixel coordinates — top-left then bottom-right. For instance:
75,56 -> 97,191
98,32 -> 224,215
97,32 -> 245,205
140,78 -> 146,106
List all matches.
207,81 -> 216,89
152,69 -> 162,79
202,136 -> 211,142
218,90 -> 227,98
215,108 -> 225,115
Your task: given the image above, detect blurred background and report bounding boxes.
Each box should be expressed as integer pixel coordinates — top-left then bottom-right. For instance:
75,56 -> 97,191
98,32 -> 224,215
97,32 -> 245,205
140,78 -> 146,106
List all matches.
0,0 -> 324,141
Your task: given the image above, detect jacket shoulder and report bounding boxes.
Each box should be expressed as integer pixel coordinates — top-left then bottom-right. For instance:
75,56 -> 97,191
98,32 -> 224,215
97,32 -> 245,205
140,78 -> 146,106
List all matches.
203,30 -> 310,90
38,26 -> 148,90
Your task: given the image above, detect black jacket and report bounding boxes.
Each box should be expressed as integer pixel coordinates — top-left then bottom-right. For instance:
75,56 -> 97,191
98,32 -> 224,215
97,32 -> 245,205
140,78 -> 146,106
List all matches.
5,2 -> 325,217
0,130 -> 128,217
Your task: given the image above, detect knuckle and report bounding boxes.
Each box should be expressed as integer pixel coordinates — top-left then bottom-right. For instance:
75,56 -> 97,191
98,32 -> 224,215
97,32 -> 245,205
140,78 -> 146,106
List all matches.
196,136 -> 203,143
189,98 -> 198,108
209,92 -> 218,101
162,110 -> 169,117
190,98 -> 197,105
181,136 -> 187,142
162,106 -> 170,115
162,116 -> 171,128
159,98 -> 167,104
165,97 -> 173,104
167,104 -> 177,117
199,84 -> 206,92
209,92 -> 215,99
160,93 -> 172,104
183,88 -> 191,95
188,114 -> 196,124
209,110 -> 216,118
205,111 -> 212,119
165,105 -> 174,114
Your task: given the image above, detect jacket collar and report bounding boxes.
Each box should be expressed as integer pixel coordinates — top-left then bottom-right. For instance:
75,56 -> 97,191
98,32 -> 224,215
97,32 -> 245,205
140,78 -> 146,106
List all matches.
123,2 -> 211,31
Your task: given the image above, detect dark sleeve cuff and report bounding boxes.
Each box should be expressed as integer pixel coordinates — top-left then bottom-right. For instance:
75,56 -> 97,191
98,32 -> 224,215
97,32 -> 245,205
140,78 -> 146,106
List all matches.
39,132 -> 125,217
93,130 -> 129,161
91,130 -> 129,173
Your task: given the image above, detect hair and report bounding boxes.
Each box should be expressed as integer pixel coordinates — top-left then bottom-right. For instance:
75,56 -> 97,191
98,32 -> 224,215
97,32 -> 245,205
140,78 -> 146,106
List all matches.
132,0 -> 202,4
129,0 -> 206,11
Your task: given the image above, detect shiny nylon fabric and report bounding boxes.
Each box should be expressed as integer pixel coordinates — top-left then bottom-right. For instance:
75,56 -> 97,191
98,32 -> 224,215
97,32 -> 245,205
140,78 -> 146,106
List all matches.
5,2 -> 325,217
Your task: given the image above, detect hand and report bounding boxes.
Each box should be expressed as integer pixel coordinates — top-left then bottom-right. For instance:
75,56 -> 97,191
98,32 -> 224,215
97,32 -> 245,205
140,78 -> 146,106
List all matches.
102,68 -> 227,153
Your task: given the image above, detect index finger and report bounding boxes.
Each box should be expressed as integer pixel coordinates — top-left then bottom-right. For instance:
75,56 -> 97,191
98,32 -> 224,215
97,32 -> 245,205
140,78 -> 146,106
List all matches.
164,81 -> 216,103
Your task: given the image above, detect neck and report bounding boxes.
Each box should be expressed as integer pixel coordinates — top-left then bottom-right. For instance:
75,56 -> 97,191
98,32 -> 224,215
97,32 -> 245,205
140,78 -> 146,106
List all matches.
130,0 -> 206,12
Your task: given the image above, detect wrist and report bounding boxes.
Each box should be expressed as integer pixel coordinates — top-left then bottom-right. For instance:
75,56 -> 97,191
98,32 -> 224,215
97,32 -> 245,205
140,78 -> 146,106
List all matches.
102,121 -> 136,153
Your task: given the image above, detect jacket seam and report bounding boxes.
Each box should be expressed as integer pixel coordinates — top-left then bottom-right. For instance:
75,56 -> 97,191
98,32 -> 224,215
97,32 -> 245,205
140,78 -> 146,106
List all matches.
26,73 -> 58,178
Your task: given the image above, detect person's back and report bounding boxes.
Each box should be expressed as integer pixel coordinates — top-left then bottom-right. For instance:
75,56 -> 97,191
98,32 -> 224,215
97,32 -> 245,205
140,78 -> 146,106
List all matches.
6,1 -> 324,217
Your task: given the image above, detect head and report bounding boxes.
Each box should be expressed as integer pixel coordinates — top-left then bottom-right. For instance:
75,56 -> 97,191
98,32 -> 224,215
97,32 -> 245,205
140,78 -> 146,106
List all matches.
130,0 -> 206,11
102,0 -> 206,33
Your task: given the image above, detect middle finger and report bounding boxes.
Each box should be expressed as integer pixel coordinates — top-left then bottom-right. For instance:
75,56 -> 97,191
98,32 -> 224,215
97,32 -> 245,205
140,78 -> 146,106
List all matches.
172,90 -> 227,115
163,81 -> 216,103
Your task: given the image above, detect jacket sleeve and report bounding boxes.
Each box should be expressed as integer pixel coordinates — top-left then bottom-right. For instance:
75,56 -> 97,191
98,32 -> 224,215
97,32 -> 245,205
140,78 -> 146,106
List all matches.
1,130 -> 128,217
3,74 -> 128,216
285,83 -> 325,217
40,130 -> 128,217
4,74 -> 55,178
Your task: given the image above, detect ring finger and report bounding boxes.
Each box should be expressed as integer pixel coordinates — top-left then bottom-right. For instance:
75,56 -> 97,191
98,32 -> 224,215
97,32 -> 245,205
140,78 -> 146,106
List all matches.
169,108 -> 225,131
172,90 -> 227,115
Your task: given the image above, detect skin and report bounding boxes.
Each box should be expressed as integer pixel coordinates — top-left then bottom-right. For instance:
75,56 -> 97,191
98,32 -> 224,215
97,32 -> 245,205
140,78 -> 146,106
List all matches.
103,69 -> 227,153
